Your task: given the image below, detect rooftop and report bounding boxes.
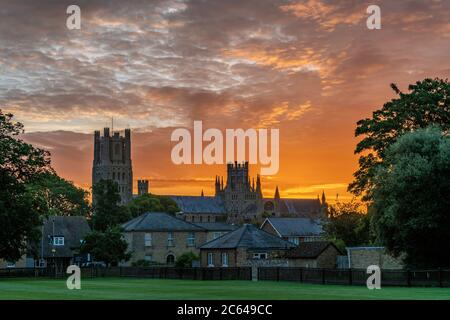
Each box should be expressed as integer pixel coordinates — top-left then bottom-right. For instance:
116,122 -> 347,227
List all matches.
200,224 -> 297,250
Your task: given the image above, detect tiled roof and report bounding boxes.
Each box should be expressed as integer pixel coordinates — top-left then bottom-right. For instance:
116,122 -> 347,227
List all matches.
122,212 -> 205,232
192,222 -> 238,231
40,216 -> 91,258
263,217 -> 323,237
200,224 -> 297,250
170,196 -> 226,214
285,241 -> 340,259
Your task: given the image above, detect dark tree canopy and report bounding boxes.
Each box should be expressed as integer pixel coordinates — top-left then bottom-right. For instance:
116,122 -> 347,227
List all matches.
0,110 -> 52,261
26,173 -> 90,217
91,179 -> 131,231
349,78 -> 450,200
79,226 -> 131,266
371,127 -> 450,268
126,193 -> 180,218
323,200 -> 371,252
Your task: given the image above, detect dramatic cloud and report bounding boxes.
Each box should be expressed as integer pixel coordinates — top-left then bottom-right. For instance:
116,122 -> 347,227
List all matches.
1,0 -> 449,199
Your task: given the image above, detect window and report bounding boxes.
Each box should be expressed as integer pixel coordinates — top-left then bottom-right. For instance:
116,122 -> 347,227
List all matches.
221,253 -> 228,267
167,232 -> 174,246
252,253 -> 267,260
53,236 -> 64,246
144,233 -> 152,247
144,255 -> 153,262
207,253 -> 214,267
6,261 -> 15,268
166,254 -> 175,264
187,232 -> 195,247
288,237 -> 300,245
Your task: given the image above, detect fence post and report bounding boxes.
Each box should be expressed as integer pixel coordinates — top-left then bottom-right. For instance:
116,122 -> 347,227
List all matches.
322,269 -> 326,284
219,268 -> 223,280
299,268 -> 303,283
438,268 -> 443,288
407,269 -> 411,287
276,267 -> 280,281
348,268 -> 352,285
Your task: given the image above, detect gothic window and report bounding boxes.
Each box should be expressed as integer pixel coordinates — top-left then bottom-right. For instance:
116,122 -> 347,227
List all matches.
166,254 -> 175,265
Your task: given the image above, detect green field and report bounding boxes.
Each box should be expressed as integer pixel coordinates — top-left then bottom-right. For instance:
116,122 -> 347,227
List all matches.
0,278 -> 449,300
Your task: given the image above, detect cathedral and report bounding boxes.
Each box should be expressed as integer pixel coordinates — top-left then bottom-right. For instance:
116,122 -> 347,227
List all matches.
92,128 -> 133,205
91,128 -> 326,223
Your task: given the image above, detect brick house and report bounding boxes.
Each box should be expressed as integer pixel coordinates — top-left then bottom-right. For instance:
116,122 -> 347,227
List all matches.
199,224 -> 297,267
260,217 -> 323,245
285,241 -> 341,268
122,212 -> 209,265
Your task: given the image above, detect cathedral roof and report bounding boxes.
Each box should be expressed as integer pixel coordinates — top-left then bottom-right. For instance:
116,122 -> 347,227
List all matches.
170,196 -> 226,214
264,198 -> 323,218
200,224 -> 297,250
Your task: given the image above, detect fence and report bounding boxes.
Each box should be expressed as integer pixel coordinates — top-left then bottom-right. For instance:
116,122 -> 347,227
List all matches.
257,267 -> 450,287
0,266 -> 449,287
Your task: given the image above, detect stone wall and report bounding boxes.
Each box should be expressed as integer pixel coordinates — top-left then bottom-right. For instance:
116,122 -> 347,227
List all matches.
124,230 -> 207,265
347,247 -> 404,269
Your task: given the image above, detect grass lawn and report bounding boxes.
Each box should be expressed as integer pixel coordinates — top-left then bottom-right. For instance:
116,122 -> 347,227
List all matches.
0,277 -> 449,300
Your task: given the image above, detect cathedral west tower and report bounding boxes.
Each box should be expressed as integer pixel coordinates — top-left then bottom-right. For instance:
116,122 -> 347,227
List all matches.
92,128 -> 133,205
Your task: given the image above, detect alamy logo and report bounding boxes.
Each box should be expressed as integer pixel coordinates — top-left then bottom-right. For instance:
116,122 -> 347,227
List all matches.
66,265 -> 81,290
66,5 -> 81,30
366,265 -> 381,289
366,5 -> 381,30
171,121 -> 279,175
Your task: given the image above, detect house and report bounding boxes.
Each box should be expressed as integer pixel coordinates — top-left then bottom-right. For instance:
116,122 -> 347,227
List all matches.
346,247 -> 404,269
260,217 -> 323,245
192,222 -> 239,242
285,241 -> 341,268
122,212 -> 209,265
199,224 -> 297,267
35,216 -> 91,270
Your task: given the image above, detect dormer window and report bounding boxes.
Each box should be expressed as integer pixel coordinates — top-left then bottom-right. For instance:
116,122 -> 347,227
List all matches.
53,236 -> 65,246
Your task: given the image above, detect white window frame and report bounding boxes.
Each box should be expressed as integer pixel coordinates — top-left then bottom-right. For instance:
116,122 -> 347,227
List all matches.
167,232 -> 174,247
187,232 -> 195,247
207,253 -> 214,267
6,261 -> 16,268
144,233 -> 152,247
252,253 -> 268,260
53,236 -> 65,246
221,252 -> 228,267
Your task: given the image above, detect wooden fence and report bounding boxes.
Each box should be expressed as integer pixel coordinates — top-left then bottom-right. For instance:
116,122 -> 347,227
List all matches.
0,266 -> 449,287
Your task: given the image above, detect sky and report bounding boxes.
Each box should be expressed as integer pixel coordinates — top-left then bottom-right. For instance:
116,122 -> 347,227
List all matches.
1,0 -> 449,201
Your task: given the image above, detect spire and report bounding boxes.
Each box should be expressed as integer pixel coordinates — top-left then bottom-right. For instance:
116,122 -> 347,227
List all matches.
274,186 -> 280,200
321,190 -> 326,206
201,189 -> 204,197
256,174 -> 262,197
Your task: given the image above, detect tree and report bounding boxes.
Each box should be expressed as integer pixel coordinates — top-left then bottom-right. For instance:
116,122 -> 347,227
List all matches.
26,172 -> 90,217
349,78 -> 450,201
91,179 -> 130,231
79,227 -> 131,266
0,110 -> 52,261
175,252 -> 199,268
323,200 -> 371,252
126,193 -> 179,218
370,127 -> 450,268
